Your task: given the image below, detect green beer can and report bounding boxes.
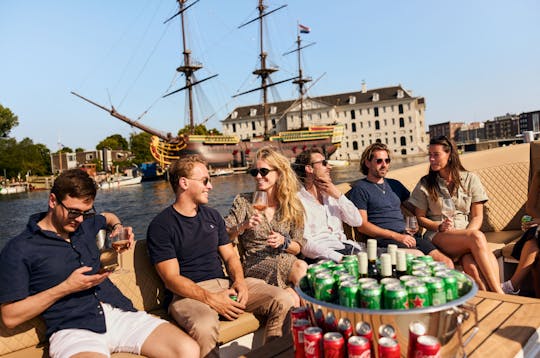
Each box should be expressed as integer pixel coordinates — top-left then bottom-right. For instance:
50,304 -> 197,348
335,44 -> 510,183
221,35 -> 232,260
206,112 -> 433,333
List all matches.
383,283 -> 409,309
358,277 -> 378,288
331,263 -> 346,272
314,272 -> 336,302
319,259 -> 336,271
412,269 -> 432,278
307,264 -> 327,290
360,282 -> 382,309
343,259 -> 360,278
406,253 -> 415,273
421,276 -> 447,306
405,280 -> 430,308
450,270 -> 473,297
435,271 -> 458,301
380,277 -> 401,288
339,280 -> 360,307
399,275 -> 418,284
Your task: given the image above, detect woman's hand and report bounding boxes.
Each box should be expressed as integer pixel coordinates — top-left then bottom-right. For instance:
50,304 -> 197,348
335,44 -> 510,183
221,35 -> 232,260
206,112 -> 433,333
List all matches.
246,211 -> 263,230
438,217 -> 453,232
267,231 -> 286,249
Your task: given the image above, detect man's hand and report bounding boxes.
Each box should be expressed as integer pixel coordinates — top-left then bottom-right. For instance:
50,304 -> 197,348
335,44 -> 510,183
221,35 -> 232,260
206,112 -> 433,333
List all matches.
522,218 -> 540,232
62,266 -> 110,294
314,177 -> 341,199
395,233 -> 416,248
231,279 -> 249,305
206,289 -> 246,321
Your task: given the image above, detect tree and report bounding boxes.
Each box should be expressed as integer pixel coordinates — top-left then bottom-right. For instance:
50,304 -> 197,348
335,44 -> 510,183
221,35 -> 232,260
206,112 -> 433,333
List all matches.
96,134 -> 129,150
57,147 -> 73,153
129,132 -> 154,165
75,147 -> 85,152
0,104 -> 19,137
0,137 -> 51,178
178,124 -> 222,136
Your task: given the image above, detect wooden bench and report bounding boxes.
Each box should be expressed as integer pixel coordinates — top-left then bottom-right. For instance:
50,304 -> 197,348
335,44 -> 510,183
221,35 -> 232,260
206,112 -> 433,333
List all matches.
0,240 -> 260,357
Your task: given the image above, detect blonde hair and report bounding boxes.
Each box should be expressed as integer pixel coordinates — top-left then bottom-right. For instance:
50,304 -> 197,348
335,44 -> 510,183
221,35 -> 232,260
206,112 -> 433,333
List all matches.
255,147 -> 304,228
169,155 -> 207,193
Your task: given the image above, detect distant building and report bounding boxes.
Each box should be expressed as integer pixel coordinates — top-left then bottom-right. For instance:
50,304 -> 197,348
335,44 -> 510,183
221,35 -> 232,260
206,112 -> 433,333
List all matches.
519,110 -> 540,133
428,121 -> 464,141
222,84 -> 429,160
455,122 -> 485,143
50,148 -> 133,174
484,113 -> 520,140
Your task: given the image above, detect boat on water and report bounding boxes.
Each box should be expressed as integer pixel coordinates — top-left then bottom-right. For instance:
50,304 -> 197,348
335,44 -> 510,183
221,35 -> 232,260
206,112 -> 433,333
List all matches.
0,183 -> 26,195
72,0 -> 342,169
98,175 -> 142,190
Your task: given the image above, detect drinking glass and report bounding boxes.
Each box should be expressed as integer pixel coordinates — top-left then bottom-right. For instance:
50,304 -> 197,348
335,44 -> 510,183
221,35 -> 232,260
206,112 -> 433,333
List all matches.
405,216 -> 418,235
110,226 -> 130,273
441,198 -> 456,222
252,191 -> 268,212
96,229 -> 118,273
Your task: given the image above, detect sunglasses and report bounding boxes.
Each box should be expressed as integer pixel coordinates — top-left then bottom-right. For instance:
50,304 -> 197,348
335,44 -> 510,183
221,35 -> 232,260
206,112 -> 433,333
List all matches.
187,177 -> 211,186
310,159 -> 328,167
57,199 -> 96,220
249,168 -> 276,177
375,158 -> 391,164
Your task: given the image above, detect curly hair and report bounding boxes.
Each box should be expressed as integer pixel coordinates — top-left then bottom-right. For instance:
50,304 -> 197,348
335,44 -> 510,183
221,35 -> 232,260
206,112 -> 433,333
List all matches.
255,147 -> 304,228
360,142 -> 390,175
169,155 -> 207,194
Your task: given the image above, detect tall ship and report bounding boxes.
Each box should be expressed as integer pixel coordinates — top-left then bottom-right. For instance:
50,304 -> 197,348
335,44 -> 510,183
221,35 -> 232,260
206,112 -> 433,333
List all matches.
73,0 -> 343,169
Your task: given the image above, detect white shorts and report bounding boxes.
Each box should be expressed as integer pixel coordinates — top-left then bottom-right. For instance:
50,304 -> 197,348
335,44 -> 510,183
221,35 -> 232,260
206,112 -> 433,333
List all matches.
49,303 -> 167,358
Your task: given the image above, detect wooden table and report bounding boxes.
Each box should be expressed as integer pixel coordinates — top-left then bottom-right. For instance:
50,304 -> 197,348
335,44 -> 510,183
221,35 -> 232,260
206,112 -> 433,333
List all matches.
243,291 -> 540,358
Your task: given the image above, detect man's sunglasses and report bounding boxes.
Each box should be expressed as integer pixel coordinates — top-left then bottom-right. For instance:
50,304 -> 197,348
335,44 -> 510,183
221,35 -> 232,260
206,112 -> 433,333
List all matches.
57,199 -> 96,220
186,177 -> 211,186
375,158 -> 391,164
310,159 -> 328,167
249,168 -> 276,177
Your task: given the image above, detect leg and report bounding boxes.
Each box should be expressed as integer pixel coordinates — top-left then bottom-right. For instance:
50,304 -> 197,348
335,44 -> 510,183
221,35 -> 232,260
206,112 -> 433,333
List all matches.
429,249 -> 455,269
460,254 -> 488,291
510,240 -> 539,290
533,255 -> 540,298
49,329 -> 109,358
288,259 -> 307,286
245,277 -> 294,342
141,322 -> 200,358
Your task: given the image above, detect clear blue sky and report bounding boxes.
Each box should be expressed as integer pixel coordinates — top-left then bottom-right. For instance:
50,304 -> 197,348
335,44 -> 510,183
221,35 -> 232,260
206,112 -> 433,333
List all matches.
1,0 -> 539,151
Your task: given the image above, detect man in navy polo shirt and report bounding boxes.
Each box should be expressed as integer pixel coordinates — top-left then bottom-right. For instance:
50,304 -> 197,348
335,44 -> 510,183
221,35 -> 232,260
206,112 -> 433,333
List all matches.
0,169 -> 198,358
147,155 -> 294,358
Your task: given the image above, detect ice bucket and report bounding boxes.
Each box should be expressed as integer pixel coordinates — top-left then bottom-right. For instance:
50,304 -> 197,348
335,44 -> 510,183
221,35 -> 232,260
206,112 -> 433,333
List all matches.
295,275 -> 479,358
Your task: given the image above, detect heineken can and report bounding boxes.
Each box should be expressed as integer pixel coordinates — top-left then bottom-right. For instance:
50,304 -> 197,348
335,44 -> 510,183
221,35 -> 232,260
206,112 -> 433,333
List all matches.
405,280 -> 430,308
331,263 -> 346,272
319,259 -> 336,270
411,261 -> 428,272
343,259 -> 359,278
360,282 -> 382,309
421,276 -> 447,306
332,269 -> 351,284
380,277 -> 401,289
399,275 -> 418,284
383,283 -> 409,309
358,277 -> 378,288
307,264 -> 326,289
314,272 -> 335,302
406,253 -> 415,273
412,269 -> 432,278
415,255 -> 434,263
435,271 -> 458,302
339,280 -> 359,308
450,270 -> 473,297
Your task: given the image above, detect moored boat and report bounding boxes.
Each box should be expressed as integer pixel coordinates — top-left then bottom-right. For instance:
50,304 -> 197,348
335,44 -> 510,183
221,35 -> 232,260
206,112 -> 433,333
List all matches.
0,183 -> 27,195
98,175 -> 142,189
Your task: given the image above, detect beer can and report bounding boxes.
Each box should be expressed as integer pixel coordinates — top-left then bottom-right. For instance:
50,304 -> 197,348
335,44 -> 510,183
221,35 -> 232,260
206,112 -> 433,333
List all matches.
434,271 -> 458,302
407,320 -> 426,358
378,324 -> 396,339
522,215 -> 533,224
415,255 -> 434,263
304,326 -> 323,358
399,275 -> 418,284
411,261 -> 428,272
380,277 -> 401,289
319,259 -> 337,270
342,254 -> 359,263
378,337 -> 400,358
355,321 -> 375,358
411,269 -> 432,278
347,336 -> 371,358
229,294 -> 238,301
325,311 -> 338,332
421,276 -> 446,306
337,317 -> 354,341
383,284 -> 409,309
416,335 -> 441,358
405,253 -> 415,274
314,272 -> 336,302
358,277 -> 378,288
405,280 -> 430,308
339,280 -> 360,308
292,318 -> 310,357
307,264 -> 327,289
343,259 -> 360,278
323,332 -> 345,358
451,270 -> 473,297
360,282 -> 382,309
332,263 -> 346,272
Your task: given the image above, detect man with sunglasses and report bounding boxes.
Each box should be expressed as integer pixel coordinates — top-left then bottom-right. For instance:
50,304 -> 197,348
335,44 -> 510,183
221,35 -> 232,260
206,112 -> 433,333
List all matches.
147,155 -> 293,358
0,169 -> 199,357
347,143 -> 453,267
293,148 -> 363,262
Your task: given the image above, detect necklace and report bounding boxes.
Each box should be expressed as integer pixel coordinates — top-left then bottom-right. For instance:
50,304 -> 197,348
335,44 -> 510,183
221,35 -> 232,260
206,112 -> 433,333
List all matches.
373,180 -> 386,194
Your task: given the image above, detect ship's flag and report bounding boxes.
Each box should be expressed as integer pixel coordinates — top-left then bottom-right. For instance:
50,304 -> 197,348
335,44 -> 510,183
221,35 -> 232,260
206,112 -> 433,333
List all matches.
299,24 -> 311,33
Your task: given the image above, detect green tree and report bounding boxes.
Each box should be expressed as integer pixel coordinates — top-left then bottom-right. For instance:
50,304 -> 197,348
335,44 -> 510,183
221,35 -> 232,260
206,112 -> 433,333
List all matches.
0,104 -> 19,137
178,124 -> 222,136
96,134 -> 129,150
129,132 -> 154,165
57,147 -> 73,153
75,147 -> 85,152
0,138 -> 51,178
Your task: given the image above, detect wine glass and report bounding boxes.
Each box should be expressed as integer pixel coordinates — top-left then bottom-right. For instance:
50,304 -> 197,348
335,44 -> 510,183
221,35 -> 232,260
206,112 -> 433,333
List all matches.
441,198 -> 455,228
110,226 -> 130,273
252,191 -> 268,212
405,216 -> 418,235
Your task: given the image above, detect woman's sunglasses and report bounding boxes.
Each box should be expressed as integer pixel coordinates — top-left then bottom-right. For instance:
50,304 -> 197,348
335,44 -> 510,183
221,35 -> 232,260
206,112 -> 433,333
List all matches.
375,158 -> 391,164
249,168 -> 275,177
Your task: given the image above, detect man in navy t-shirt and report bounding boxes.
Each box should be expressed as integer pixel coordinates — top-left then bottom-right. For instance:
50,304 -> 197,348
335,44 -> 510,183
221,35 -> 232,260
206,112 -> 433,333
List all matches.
347,143 -> 453,267
147,155 -> 294,358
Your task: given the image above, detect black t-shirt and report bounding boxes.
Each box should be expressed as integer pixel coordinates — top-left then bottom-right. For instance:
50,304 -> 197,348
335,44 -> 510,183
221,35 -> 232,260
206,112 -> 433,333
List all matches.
147,205 -> 229,283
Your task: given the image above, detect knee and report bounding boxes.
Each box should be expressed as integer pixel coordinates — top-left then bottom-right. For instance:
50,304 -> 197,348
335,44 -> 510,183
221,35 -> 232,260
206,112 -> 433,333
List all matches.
469,230 -> 488,249
171,337 -> 200,358
294,259 -> 308,275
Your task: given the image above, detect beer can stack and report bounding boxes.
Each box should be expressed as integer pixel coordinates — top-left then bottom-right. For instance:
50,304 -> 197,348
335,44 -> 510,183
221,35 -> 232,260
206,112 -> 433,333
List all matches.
303,239 -> 472,311
291,306 -> 442,357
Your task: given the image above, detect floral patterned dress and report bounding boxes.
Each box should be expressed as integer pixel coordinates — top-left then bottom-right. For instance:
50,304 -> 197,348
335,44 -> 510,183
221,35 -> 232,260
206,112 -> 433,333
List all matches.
224,192 -> 305,288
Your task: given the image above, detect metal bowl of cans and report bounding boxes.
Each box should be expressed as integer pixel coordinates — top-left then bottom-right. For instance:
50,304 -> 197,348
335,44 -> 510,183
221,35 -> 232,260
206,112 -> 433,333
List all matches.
295,258 -> 479,357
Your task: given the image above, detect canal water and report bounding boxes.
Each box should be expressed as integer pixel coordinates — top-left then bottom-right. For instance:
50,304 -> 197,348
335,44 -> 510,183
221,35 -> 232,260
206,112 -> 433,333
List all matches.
0,158 -> 426,249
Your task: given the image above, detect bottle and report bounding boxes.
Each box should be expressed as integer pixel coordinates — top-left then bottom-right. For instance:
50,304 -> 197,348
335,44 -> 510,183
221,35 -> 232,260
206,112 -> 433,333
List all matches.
367,239 -> 380,280
358,252 -> 368,278
387,244 -> 398,278
396,250 -> 408,277
380,253 -> 392,279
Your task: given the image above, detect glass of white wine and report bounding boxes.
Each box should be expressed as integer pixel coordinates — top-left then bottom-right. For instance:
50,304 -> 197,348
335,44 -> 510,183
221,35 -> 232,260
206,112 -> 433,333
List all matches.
441,198 -> 455,228
110,226 -> 130,273
405,216 -> 418,235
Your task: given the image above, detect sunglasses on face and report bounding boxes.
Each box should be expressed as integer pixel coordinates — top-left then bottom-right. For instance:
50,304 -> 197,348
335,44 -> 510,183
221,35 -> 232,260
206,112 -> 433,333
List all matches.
57,199 -> 96,220
187,177 -> 211,186
375,158 -> 391,164
310,159 -> 328,167
249,168 -> 275,177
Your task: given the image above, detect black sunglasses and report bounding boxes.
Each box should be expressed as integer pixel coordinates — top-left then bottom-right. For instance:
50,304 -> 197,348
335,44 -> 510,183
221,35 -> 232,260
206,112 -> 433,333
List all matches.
310,159 -> 328,167
375,158 -> 391,164
57,199 -> 96,220
249,168 -> 275,177
187,177 -> 211,186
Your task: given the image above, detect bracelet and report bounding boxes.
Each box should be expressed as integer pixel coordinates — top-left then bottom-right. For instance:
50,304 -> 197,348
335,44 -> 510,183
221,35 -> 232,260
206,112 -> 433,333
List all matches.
280,234 -> 291,252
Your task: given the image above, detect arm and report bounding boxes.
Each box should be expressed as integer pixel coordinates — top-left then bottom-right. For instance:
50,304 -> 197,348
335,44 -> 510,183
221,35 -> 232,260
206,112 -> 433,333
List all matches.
356,209 -> 416,247
1,267 -> 110,329
414,207 -> 443,232
466,202 -> 484,230
527,171 -> 540,218
219,243 -> 248,305
334,195 -> 363,227
101,212 -> 134,250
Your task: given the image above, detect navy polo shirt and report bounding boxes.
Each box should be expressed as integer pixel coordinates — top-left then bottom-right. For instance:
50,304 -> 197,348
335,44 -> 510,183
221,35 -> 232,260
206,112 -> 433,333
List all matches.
0,212 -> 135,338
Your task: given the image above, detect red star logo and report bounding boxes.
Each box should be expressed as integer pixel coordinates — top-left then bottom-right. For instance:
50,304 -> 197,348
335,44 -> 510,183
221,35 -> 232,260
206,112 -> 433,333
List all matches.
403,300 -> 409,309
412,295 -> 425,308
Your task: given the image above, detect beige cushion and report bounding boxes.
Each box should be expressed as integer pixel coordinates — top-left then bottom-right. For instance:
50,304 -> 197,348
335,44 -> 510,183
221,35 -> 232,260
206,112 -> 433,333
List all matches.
484,230 -> 523,245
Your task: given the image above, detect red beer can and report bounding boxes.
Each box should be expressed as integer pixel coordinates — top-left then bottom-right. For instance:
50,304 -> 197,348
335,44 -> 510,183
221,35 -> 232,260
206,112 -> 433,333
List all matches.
407,320 -> 426,358
325,311 -> 338,332
347,336 -> 371,358
324,332 -> 345,358
338,317 -> 354,341
355,321 -> 374,358
378,324 -> 396,339
416,335 -> 441,358
304,326 -> 324,358
292,318 -> 310,358
378,337 -> 400,358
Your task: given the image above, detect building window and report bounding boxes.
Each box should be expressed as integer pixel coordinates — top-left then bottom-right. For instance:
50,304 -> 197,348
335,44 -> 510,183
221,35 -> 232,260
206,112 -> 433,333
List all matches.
272,119 -> 276,127
393,137 -> 397,144
399,117 -> 405,128
375,120 -> 380,130
231,111 -> 238,119
250,108 -> 257,116
398,104 -> 404,114
397,89 -> 404,99
409,116 -> 412,123
353,141 -> 358,150
401,149 -> 407,155
252,121 -> 256,130
410,135 -> 413,142
361,140 -> 365,146
368,121 -> 371,128
400,136 -> 406,146
360,122 -> 363,129
351,110 -> 356,119
392,118 -> 395,125
349,96 -> 356,104
270,106 -> 277,114
374,107 -> 379,117
352,123 -> 357,132
372,93 -> 379,102
385,138 -> 388,144
232,123 -> 236,132
384,119 -> 387,126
